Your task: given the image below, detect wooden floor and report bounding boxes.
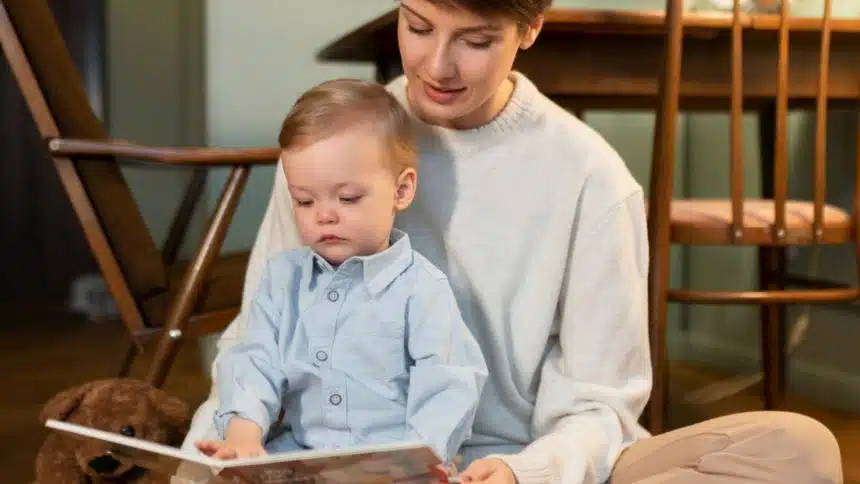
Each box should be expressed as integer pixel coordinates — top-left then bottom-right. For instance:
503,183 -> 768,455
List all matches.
3,302 -> 860,482
0,303 -> 211,482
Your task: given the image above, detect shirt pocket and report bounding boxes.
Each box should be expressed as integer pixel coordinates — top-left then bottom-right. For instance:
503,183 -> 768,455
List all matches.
330,321 -> 407,385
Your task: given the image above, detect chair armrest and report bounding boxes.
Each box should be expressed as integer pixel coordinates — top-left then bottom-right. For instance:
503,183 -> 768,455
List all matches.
47,137 -> 280,166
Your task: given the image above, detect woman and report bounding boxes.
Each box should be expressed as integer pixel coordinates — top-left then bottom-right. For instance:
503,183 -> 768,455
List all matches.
184,0 -> 843,482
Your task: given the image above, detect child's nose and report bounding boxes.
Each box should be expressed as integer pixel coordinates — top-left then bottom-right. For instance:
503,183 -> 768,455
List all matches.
316,206 -> 338,224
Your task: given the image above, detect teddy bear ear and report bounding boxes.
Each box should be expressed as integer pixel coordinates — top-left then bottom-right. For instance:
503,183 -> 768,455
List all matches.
147,387 -> 190,431
40,380 -> 99,423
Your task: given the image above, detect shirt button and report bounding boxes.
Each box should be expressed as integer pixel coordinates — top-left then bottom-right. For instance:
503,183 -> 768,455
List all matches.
315,350 -> 328,362
327,290 -> 339,302
329,393 -> 342,406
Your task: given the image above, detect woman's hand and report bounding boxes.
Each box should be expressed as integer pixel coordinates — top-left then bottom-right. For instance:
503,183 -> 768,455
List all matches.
458,458 -> 516,484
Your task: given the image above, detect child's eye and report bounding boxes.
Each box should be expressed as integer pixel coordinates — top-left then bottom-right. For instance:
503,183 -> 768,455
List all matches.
339,196 -> 363,204
295,200 -> 313,207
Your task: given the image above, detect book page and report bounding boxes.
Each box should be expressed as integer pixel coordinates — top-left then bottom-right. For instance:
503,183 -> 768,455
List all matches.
46,419 -> 222,474
219,445 -> 442,483
47,419 -> 448,483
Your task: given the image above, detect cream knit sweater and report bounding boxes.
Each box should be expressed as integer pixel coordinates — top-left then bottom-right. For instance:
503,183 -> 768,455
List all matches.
184,72 -> 652,484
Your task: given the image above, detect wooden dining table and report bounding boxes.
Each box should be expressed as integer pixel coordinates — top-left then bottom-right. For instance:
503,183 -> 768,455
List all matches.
317,8 -> 860,112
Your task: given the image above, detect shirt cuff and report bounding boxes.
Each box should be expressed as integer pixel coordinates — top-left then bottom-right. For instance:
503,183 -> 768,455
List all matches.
214,395 -> 271,440
404,427 -> 451,464
487,452 -> 554,484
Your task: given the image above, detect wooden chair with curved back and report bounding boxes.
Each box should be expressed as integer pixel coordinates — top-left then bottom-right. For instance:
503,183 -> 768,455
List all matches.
0,0 -> 281,388
647,0 -> 858,433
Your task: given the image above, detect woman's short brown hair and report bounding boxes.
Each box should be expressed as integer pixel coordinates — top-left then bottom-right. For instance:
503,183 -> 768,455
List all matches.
426,0 -> 552,26
278,78 -> 417,174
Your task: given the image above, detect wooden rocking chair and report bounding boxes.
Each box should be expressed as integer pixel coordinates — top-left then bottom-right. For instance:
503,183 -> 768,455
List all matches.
0,0 -> 281,388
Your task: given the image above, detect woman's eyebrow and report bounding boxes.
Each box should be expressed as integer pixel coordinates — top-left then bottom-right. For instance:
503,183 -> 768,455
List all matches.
400,2 -> 502,33
400,3 -> 431,23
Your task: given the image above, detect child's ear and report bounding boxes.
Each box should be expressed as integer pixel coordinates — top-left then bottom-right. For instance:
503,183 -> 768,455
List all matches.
394,168 -> 417,211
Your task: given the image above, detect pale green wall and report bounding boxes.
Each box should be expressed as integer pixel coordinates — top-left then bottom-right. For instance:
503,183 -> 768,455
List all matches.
203,0 -> 393,254
106,0 -> 206,258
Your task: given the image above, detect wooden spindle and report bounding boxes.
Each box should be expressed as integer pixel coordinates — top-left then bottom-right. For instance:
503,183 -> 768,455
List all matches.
729,0 -> 745,242
854,107 -> 860,287
772,0 -> 790,242
812,0 -> 832,242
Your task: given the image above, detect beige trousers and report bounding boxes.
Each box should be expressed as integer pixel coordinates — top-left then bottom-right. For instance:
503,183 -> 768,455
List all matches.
610,411 -> 843,484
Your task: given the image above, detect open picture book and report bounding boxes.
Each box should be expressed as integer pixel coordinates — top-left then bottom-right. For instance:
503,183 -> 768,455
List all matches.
46,419 -> 453,483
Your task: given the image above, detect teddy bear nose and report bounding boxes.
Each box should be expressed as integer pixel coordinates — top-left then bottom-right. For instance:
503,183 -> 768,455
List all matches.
88,454 -> 121,474
120,425 -> 135,437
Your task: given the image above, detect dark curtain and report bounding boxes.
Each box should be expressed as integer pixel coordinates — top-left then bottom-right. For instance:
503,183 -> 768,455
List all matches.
0,0 -> 104,302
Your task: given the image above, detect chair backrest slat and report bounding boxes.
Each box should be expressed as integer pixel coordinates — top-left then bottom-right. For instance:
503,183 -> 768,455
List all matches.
729,0 -> 745,241
854,93 -> 860,284
813,0 -> 833,241
772,0 -> 791,241
1,0 -> 167,304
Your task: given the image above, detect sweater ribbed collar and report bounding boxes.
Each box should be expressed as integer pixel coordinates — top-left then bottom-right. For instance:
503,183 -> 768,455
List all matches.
387,71 -> 543,155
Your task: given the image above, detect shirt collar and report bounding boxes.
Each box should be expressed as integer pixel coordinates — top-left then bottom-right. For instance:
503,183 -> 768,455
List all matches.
301,228 -> 413,297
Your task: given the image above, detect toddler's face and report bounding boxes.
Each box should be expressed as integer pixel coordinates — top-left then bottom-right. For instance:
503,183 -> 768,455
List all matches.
283,126 -> 415,265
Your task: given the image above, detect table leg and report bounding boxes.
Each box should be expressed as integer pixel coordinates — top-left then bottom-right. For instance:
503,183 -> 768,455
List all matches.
757,103 -> 788,410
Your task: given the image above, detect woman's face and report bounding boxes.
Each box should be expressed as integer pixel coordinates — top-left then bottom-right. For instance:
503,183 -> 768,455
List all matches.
397,0 -> 542,130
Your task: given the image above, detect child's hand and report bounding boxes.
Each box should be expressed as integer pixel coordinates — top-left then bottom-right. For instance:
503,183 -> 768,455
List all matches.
458,458 -> 516,484
195,416 -> 266,460
195,439 -> 267,460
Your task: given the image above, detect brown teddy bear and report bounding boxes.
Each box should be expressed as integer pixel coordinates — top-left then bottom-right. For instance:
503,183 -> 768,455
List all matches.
34,378 -> 191,483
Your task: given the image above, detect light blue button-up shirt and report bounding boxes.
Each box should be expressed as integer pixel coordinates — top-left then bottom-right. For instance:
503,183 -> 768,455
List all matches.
214,229 -> 488,462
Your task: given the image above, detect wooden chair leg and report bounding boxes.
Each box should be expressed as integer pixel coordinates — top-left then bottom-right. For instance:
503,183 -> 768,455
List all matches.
162,168 -> 208,265
757,103 -> 787,409
145,166 -> 250,388
646,245 -> 671,435
117,340 -> 139,377
645,0 -> 683,434
759,247 -> 787,409
646,184 -> 673,434
775,247 -> 788,401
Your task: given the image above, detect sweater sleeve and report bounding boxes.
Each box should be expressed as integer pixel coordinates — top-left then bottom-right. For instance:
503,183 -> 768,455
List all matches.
493,191 -> 652,484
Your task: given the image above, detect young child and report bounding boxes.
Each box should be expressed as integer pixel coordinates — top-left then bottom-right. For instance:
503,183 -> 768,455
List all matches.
194,79 -> 488,470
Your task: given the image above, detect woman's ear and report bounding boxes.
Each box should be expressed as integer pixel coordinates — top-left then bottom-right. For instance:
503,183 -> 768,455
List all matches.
394,168 -> 417,211
519,15 -> 544,50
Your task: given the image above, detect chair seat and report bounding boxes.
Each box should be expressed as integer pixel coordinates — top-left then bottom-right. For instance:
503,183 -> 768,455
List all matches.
667,199 -> 853,245
142,251 -> 249,327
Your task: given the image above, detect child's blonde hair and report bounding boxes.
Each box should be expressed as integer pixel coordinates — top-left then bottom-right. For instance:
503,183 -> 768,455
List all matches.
279,79 -> 417,174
